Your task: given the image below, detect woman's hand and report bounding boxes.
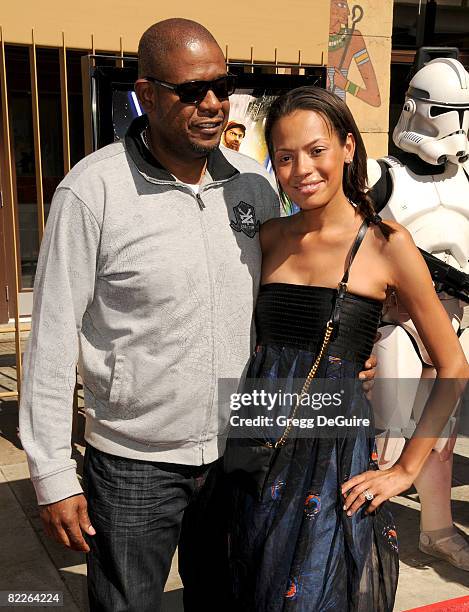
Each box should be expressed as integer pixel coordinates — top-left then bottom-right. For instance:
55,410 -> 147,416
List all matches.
341,464 -> 415,516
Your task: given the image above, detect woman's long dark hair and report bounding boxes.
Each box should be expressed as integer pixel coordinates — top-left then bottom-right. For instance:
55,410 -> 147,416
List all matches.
265,86 -> 393,238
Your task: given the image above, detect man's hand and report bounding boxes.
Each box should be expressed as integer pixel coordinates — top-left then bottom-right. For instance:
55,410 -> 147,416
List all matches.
39,494 -> 96,552
358,354 -> 377,393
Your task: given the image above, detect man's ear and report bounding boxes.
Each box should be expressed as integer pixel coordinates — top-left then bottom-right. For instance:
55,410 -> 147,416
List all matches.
134,79 -> 156,113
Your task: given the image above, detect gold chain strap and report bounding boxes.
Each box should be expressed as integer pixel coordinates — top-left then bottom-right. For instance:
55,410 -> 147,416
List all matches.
265,320 -> 335,449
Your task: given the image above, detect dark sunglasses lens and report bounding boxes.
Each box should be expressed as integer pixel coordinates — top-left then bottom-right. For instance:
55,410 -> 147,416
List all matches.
226,75 -> 237,95
177,75 -> 237,103
177,81 -> 209,103
211,76 -> 237,100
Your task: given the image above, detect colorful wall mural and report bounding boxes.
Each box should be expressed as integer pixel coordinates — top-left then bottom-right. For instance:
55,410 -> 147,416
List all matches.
327,0 -> 393,158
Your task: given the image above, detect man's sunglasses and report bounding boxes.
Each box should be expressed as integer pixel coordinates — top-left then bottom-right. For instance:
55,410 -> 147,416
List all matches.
144,74 -> 237,104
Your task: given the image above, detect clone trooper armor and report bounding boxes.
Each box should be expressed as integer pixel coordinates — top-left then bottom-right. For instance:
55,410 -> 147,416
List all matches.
367,58 -> 469,466
393,57 -> 469,166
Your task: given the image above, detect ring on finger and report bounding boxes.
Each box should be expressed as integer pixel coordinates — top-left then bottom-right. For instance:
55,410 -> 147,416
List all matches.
364,489 -> 374,501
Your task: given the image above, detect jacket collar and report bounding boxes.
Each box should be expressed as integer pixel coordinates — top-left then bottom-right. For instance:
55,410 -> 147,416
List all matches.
124,114 -> 239,183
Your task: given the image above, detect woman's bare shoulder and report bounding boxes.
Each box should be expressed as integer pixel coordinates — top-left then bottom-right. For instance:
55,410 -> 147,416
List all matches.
380,220 -> 415,251
366,220 -> 417,280
374,220 -> 427,290
368,219 -> 414,252
260,216 -> 290,253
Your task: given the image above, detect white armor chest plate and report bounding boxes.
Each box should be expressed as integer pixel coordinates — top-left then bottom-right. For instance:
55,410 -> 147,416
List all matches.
380,158 -> 469,271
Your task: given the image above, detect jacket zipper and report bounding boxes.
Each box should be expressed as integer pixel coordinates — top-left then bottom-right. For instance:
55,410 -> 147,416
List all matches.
196,193 -> 205,210
193,190 -> 216,462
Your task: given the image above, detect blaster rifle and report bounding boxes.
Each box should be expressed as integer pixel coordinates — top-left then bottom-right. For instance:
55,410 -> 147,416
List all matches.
418,248 -> 469,303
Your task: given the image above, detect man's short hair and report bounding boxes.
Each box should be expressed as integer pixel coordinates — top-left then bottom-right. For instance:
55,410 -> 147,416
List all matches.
138,18 -> 221,79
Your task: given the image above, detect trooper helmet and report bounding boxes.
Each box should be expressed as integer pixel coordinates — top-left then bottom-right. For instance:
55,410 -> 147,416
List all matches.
393,58 -> 469,165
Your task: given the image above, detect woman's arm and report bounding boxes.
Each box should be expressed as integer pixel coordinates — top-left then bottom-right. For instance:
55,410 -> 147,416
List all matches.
342,224 -> 469,515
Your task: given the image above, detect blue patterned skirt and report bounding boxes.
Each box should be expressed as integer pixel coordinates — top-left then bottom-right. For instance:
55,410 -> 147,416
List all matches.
226,345 -> 399,611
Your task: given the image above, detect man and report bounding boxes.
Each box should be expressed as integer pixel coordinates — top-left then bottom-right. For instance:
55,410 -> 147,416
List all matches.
19,18 -> 376,611
223,120 -> 246,151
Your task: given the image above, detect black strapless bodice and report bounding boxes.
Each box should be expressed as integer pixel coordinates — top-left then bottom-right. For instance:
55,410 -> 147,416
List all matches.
255,283 -> 383,365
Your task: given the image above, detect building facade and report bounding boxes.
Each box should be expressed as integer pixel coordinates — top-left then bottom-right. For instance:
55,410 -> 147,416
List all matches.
2,0 -> 468,396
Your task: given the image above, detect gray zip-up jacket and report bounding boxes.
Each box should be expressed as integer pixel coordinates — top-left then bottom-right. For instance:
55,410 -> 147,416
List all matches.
19,115 -> 280,505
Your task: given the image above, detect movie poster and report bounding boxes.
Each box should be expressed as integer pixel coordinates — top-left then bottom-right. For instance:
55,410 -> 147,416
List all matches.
106,71 -> 324,213
223,76 -> 323,213
222,89 -> 276,172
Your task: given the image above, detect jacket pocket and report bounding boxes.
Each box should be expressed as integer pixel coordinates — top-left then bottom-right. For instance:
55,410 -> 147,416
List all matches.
109,354 -> 125,408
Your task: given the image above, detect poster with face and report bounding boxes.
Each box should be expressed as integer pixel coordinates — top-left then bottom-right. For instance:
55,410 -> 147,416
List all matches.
224,72 -> 326,213
223,89 -> 276,170
94,68 -> 325,213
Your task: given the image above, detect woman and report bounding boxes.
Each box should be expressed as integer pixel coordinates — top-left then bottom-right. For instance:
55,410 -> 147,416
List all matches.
224,86 -> 468,611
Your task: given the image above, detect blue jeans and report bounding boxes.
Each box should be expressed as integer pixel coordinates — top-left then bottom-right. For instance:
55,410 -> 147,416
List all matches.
83,444 -> 229,611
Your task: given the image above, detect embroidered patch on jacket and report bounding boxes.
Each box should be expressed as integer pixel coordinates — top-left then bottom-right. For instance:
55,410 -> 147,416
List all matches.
230,201 -> 260,238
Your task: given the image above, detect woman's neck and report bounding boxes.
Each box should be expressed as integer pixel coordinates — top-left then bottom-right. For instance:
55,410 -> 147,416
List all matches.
295,195 -> 358,235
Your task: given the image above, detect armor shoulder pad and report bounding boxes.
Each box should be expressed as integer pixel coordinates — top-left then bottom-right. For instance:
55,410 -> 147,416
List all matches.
382,155 -> 403,168
368,158 -> 395,212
